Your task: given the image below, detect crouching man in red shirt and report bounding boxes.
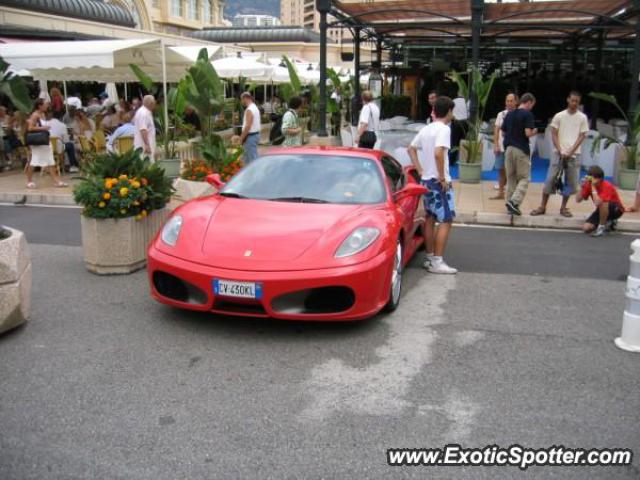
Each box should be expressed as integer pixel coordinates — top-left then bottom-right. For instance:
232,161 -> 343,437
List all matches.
576,165 -> 624,237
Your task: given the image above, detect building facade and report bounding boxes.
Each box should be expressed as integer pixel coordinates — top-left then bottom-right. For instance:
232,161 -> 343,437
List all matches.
0,0 -> 227,41
232,14 -> 281,27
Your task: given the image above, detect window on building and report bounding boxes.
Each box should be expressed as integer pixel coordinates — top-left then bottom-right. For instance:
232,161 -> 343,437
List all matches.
203,0 -> 211,24
171,0 -> 182,17
188,0 -> 199,20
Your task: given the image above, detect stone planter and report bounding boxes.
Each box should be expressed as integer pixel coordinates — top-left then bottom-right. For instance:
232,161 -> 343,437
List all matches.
0,227 -> 31,334
618,168 -> 639,191
156,157 -> 181,179
173,178 -> 217,203
81,207 -> 170,275
458,162 -> 482,184
215,128 -> 235,143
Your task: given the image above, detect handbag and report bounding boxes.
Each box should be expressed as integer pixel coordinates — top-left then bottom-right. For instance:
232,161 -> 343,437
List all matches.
25,120 -> 50,146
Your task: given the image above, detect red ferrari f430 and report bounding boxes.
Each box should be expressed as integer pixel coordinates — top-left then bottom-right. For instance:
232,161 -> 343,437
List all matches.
148,147 -> 427,321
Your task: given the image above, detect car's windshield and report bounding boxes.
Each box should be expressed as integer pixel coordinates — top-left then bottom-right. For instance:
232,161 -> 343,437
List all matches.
220,154 -> 386,204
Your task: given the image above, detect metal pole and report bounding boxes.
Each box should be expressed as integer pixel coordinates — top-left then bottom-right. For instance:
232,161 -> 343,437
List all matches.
469,0 -> 483,122
317,2 -> 328,137
592,31 -> 604,129
62,80 -> 68,116
161,39 -> 169,149
628,0 -> 640,117
376,38 -> 382,69
354,27 -> 361,105
124,82 -> 128,101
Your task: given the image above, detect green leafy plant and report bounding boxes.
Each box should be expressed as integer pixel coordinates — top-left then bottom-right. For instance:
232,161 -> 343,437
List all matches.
449,68 -> 497,164
199,134 -> 243,175
182,48 -> 224,138
73,148 -> 173,219
0,56 -> 32,114
279,55 -> 303,104
588,92 -> 640,170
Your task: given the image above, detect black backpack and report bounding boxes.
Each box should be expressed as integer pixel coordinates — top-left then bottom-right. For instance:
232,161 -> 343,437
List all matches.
270,112 -> 284,145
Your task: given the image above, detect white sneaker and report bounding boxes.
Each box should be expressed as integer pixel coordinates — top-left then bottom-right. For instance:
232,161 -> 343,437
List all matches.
591,225 -> 606,237
69,166 -> 79,173
428,260 -> 458,274
422,255 -> 435,269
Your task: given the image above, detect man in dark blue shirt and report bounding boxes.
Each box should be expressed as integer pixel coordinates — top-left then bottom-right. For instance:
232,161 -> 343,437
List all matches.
501,93 -> 537,215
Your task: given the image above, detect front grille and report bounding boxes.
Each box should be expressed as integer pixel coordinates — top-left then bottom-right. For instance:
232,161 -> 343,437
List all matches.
212,300 -> 268,317
271,286 -> 355,315
153,271 -> 208,305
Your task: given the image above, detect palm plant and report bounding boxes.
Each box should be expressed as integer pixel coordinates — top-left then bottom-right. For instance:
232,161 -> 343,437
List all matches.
588,92 -> 640,170
449,68 -> 497,164
0,56 -> 32,113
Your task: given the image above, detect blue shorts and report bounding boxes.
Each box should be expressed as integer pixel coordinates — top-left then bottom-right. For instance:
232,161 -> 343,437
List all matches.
494,152 -> 505,170
422,179 -> 456,223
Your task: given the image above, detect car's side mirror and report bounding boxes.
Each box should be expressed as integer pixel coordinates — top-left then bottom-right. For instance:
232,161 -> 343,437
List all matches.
206,173 -> 226,189
393,183 -> 428,202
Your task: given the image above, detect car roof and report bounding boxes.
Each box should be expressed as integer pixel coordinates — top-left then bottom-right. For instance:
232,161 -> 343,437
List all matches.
263,146 -> 384,162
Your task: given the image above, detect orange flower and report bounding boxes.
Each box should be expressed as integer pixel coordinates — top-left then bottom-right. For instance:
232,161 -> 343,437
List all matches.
103,192 -> 111,200
132,200 -> 140,206
119,187 -> 129,197
118,174 -> 128,180
141,178 -> 148,186
120,208 -> 127,215
131,181 -> 141,189
98,201 -> 106,208
141,210 -> 148,217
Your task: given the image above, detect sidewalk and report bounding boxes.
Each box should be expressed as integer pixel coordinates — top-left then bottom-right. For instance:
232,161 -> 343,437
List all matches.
2,170 -> 640,232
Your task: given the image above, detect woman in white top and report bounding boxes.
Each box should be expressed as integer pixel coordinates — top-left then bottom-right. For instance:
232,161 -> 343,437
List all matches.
356,90 -> 380,149
26,99 -> 67,189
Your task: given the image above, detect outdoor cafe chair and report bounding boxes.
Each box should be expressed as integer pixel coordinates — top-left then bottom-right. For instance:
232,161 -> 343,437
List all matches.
93,130 -> 107,154
116,136 -> 134,154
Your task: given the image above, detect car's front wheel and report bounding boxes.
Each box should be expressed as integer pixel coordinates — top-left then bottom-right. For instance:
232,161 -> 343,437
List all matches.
383,239 -> 403,312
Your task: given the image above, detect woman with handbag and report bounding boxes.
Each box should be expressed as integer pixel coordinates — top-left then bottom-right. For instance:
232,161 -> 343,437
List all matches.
25,99 -> 67,189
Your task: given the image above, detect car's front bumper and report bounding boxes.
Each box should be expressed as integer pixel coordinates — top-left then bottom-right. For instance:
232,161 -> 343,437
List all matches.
147,245 -> 394,321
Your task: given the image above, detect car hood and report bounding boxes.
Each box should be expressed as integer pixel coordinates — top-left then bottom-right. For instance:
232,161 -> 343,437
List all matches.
200,198 -> 373,269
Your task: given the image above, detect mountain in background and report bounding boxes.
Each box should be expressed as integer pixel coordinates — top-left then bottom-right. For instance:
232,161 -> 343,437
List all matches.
224,0 -> 280,19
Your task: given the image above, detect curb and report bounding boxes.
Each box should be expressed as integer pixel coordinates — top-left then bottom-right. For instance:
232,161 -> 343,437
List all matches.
0,192 -> 76,206
455,211 -> 640,233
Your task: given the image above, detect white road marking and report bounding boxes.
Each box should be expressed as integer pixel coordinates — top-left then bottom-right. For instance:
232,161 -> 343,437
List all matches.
299,274 -> 456,422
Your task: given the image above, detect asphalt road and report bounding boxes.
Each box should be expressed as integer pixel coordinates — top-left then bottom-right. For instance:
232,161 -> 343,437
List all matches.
1,206 -> 639,479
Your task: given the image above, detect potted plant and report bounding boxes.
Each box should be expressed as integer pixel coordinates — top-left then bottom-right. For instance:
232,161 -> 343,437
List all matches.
588,92 -> 639,190
173,158 -> 216,202
450,68 -> 497,183
73,149 -> 173,274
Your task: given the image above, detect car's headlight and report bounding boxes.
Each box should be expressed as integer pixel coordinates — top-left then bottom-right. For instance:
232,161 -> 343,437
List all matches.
161,215 -> 183,246
335,227 -> 380,258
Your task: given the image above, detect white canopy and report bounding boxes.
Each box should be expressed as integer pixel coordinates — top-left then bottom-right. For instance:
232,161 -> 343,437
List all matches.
0,39 -> 220,83
211,55 -> 272,79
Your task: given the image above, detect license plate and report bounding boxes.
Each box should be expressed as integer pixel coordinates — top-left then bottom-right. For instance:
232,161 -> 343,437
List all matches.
213,279 -> 263,299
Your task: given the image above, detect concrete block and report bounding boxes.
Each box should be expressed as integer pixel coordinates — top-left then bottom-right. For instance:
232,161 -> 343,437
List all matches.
173,178 -> 217,203
513,214 -> 583,229
0,227 -> 31,334
81,207 -> 170,275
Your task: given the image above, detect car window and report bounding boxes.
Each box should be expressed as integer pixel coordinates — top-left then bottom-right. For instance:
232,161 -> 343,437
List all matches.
222,154 -> 387,204
381,156 -> 405,192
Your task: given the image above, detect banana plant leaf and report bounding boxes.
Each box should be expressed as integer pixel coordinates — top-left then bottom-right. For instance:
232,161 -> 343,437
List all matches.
0,56 -> 32,113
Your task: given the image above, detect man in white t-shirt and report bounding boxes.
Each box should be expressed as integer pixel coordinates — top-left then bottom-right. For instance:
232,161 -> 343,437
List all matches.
133,95 -> 157,161
531,90 -> 589,217
240,92 -> 261,164
407,96 -> 457,274
356,90 -> 380,149
491,93 -> 518,200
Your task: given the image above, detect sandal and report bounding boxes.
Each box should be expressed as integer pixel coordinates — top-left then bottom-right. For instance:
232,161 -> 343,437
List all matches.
54,181 -> 69,188
530,207 -> 546,216
26,182 -> 36,189
560,208 -> 573,218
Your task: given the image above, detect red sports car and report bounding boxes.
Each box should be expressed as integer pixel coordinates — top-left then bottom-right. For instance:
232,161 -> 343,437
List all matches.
148,147 -> 427,321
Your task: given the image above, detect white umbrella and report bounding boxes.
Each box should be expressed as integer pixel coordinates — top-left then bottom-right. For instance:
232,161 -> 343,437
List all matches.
211,55 -> 272,79
105,82 -> 119,104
